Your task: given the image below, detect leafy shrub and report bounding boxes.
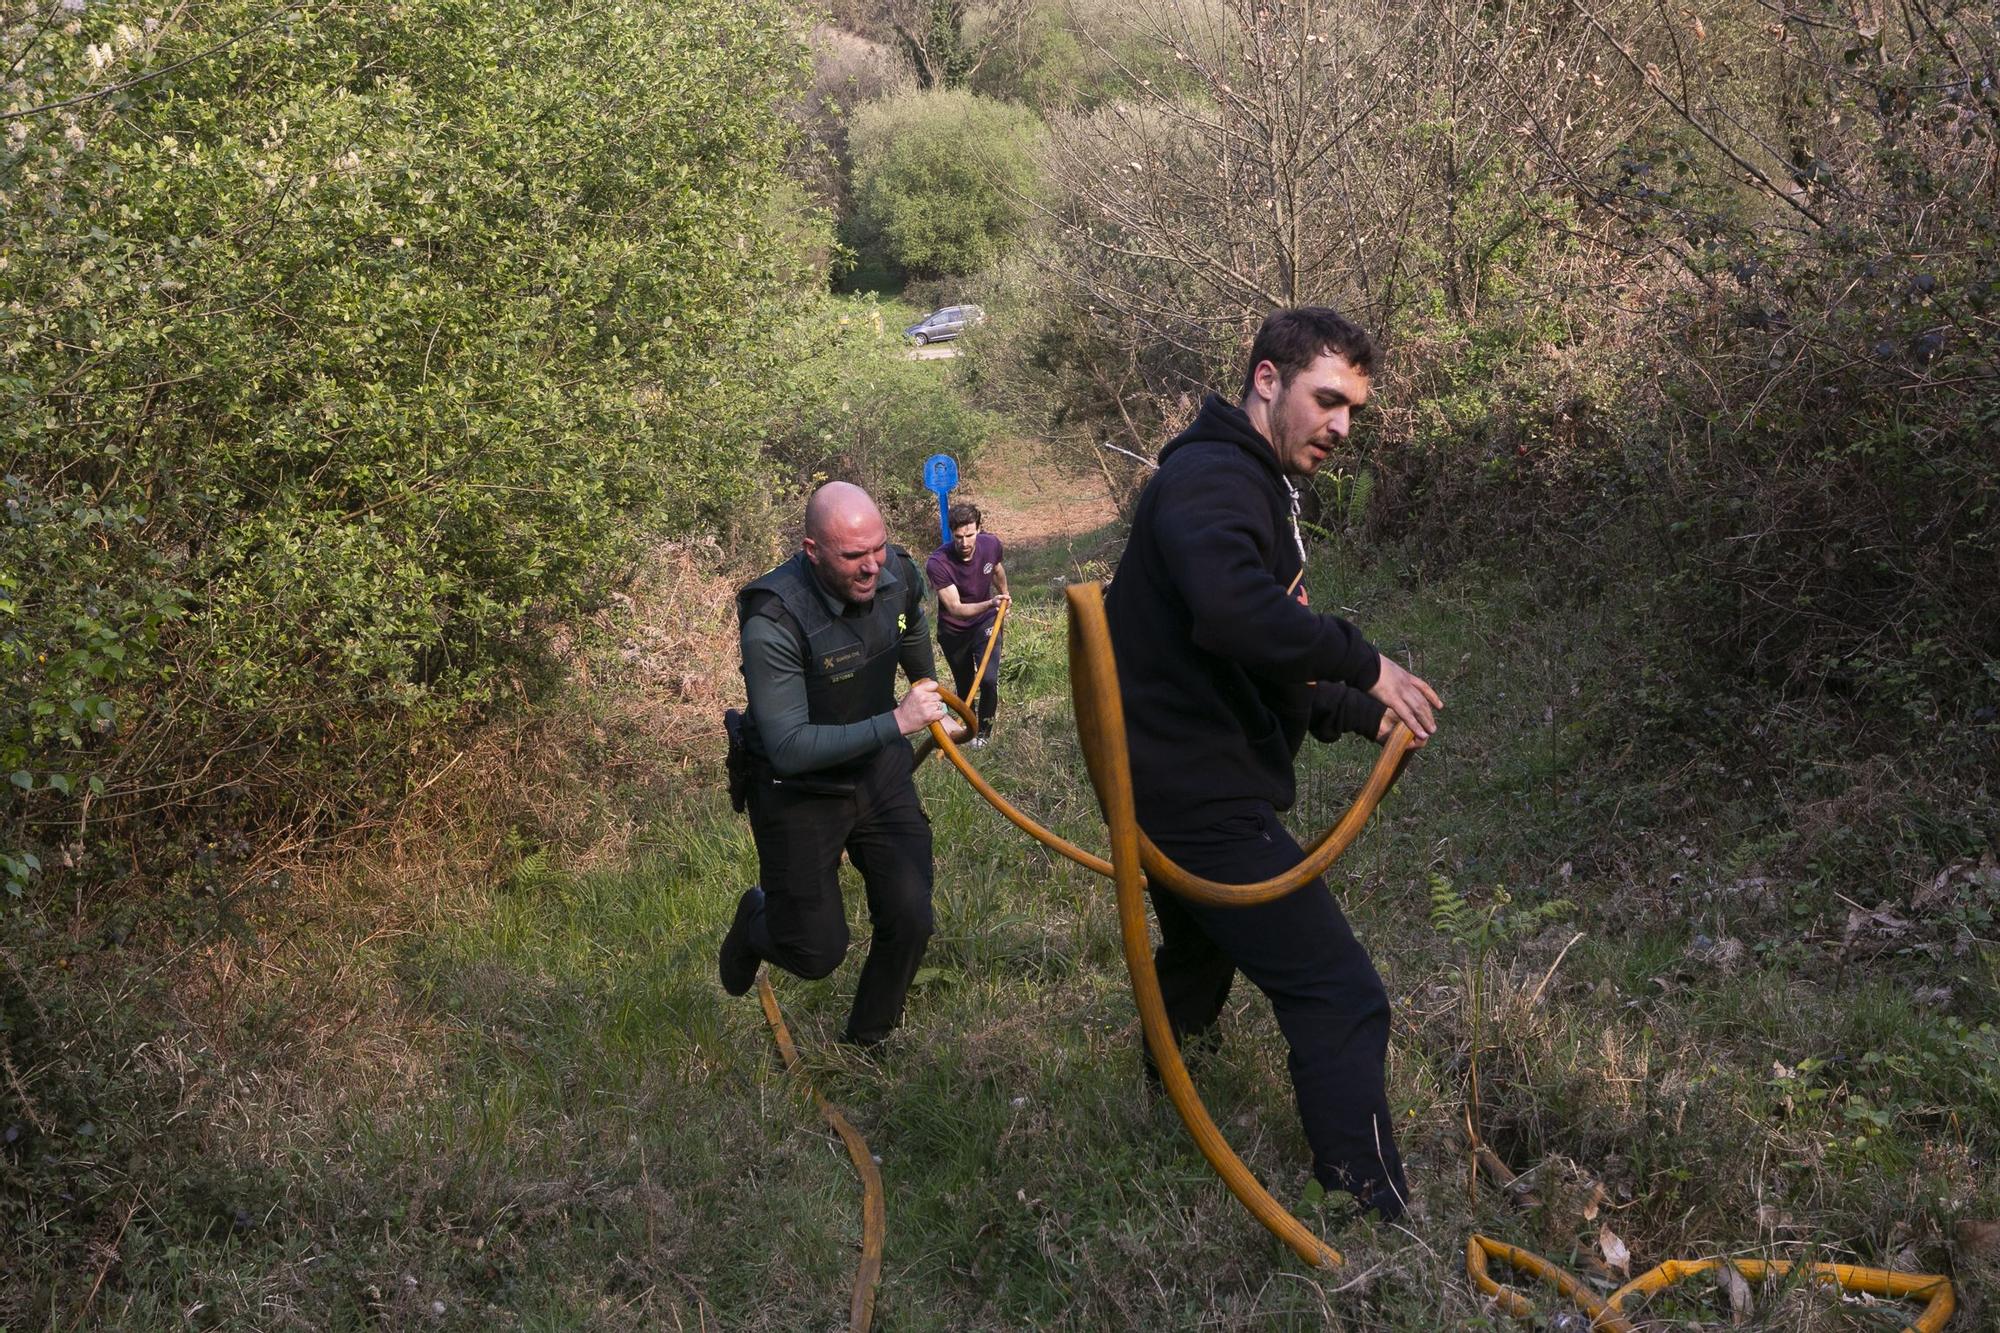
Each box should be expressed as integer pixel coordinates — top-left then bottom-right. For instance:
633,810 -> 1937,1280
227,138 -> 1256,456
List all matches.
968,0 -> 1198,111
847,87 -> 1042,280
1,0 -> 814,896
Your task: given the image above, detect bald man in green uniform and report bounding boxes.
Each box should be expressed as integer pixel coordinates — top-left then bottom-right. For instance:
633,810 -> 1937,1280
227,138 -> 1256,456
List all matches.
718,482 -> 951,1046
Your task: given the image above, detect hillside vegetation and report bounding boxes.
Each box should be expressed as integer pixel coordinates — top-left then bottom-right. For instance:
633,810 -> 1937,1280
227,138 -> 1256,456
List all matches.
8,530 -> 1995,1327
5,0 -> 1997,1328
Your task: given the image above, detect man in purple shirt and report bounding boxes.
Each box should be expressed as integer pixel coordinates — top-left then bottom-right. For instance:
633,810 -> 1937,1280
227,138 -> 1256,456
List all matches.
925,502 -> 1010,747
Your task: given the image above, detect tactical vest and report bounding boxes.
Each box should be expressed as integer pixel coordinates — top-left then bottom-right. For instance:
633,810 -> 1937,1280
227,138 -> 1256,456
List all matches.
736,548 -> 916,772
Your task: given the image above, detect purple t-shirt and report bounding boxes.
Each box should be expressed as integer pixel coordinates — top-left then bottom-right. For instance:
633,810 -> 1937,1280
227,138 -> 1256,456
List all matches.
926,531 -> 1005,631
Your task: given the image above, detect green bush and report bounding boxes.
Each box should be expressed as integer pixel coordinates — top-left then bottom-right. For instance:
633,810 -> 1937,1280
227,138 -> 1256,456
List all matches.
847,87 -> 1042,280
1,0 -> 814,896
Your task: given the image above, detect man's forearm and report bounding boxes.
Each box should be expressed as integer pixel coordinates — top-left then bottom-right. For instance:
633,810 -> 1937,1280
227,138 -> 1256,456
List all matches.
760,710 -> 900,777
1309,680 -> 1388,743
939,592 -> 998,618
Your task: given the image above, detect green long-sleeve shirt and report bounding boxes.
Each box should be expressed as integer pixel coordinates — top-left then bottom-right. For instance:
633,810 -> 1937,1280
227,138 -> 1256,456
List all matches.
740,559 -> 937,778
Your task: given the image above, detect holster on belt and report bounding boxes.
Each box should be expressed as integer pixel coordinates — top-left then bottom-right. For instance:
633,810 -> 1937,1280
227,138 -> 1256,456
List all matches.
723,708 -> 752,813
724,708 -> 866,805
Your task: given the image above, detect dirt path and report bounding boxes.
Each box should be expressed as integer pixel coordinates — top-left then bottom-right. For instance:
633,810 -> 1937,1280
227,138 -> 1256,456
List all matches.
955,434 -> 1122,576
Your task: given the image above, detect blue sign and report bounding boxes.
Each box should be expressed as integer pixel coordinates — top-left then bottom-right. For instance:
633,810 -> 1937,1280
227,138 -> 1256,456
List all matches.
923,453 -> 958,548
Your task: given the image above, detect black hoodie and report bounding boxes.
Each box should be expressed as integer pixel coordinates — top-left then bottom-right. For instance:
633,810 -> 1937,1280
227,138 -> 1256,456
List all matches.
1105,394 -> 1386,829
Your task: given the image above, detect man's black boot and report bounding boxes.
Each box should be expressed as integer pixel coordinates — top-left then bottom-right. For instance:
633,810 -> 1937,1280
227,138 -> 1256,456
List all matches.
1142,1025 -> 1221,1089
718,886 -> 765,997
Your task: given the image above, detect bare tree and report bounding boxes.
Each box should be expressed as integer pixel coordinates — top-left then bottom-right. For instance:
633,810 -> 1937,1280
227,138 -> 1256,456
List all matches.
790,24 -> 914,213
822,0 -> 1034,89
1020,0 -> 1649,484
1015,0 -> 1999,682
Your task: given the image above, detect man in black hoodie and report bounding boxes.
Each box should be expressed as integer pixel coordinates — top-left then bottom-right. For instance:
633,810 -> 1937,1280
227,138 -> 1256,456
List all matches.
1106,307 -> 1442,1222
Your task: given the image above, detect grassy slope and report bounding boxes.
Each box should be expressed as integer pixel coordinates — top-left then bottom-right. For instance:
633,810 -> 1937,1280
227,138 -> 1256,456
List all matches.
6,533 -> 1996,1330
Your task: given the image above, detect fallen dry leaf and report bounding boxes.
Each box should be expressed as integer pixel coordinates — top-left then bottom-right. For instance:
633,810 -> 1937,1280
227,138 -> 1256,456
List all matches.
1844,907 -> 1914,953
1715,1261 -> 1754,1324
1599,1223 -> 1631,1276
1914,865 -> 1960,912
1914,854 -> 2000,912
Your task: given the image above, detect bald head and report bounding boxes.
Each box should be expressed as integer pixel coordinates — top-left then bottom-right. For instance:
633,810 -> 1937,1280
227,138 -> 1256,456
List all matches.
804,481 -> 881,543
802,481 -> 891,605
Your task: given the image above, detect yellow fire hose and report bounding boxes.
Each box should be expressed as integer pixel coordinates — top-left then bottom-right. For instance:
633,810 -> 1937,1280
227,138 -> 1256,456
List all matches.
962,594 -> 1009,724
916,582 -> 1418,1268
1467,1233 -> 1956,1332
756,973 -> 885,1332
1466,1233 -> 1632,1330
921,599 -> 1416,907
1063,580 -> 1401,1266
1607,1256 -> 1955,1330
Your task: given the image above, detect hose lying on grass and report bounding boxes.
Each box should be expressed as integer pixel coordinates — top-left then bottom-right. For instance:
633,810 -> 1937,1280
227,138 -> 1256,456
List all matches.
756,974 -> 885,1333
1466,1233 -> 1957,1333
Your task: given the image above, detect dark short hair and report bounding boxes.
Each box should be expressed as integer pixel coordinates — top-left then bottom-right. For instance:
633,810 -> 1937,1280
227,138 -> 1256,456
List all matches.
947,502 -> 982,529
1238,307 -> 1378,399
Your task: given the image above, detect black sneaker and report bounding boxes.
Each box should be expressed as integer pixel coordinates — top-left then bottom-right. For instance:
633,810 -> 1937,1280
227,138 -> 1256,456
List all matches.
718,887 -> 764,997
837,1028 -> 891,1056
1322,1177 -> 1406,1227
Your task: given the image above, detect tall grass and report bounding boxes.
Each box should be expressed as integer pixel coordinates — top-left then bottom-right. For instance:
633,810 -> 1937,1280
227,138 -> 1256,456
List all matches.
5,537 -> 1994,1329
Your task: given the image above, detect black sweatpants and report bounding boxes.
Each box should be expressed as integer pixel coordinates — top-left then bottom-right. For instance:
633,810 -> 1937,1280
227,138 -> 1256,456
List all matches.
937,619 -> 1001,731
740,741 -> 934,1044
1145,804 -> 1408,1218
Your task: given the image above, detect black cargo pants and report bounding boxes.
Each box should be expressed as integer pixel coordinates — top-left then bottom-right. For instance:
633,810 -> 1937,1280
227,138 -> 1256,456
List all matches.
740,740 -> 934,1044
1145,804 -> 1408,1219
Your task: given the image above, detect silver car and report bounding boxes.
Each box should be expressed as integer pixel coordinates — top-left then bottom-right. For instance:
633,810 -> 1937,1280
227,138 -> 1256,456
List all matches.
903,304 -> 986,346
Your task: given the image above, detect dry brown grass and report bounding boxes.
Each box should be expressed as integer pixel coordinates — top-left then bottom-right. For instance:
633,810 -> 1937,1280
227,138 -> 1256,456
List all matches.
3,533 -> 762,1330
172,535 -> 750,1130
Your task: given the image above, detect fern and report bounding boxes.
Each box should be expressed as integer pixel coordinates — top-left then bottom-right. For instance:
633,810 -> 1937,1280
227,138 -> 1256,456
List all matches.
511,846 -> 555,891
1429,871 -> 1471,942
1429,871 -> 1571,950
1344,468 -> 1375,528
